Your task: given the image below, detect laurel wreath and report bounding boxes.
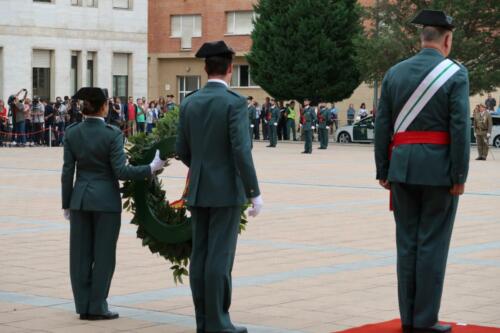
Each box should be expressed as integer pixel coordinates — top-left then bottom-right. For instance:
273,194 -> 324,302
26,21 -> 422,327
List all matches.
121,110 -> 249,283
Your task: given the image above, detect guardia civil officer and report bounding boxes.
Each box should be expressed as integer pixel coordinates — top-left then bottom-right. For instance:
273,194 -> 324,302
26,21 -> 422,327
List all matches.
375,10 -> 470,333
176,41 -> 263,333
267,98 -> 280,147
301,98 -> 317,154
247,96 -> 256,149
61,87 -> 166,320
317,103 -> 330,149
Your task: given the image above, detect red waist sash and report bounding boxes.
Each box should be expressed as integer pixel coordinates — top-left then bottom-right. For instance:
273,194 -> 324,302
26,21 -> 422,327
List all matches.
388,131 -> 450,210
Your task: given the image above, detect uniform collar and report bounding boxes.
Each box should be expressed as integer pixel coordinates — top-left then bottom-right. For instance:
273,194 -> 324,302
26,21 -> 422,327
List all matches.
85,116 -> 105,122
420,47 -> 445,58
207,79 -> 229,88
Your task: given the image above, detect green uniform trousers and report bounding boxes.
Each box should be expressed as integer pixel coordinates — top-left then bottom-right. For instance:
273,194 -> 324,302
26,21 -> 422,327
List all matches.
189,206 -> 241,332
304,130 -> 313,153
319,128 -> 329,148
249,127 -> 253,149
392,183 -> 458,328
476,134 -> 489,159
70,211 -> 121,315
269,124 -> 277,147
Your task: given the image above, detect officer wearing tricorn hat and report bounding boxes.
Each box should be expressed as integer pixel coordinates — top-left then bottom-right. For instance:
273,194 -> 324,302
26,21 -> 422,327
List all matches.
375,9 -> 470,333
175,41 -> 262,333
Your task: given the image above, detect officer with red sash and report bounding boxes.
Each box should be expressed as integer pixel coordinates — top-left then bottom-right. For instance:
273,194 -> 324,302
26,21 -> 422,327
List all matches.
375,10 -> 470,333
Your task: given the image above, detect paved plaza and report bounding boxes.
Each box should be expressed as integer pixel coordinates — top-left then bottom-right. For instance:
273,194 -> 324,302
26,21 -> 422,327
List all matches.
0,142 -> 499,333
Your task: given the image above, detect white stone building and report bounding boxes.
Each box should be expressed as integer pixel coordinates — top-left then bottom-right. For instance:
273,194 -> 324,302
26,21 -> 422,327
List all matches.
0,0 -> 147,102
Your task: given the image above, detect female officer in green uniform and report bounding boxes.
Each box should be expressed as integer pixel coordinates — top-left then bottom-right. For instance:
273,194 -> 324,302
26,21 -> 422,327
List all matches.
61,87 -> 165,320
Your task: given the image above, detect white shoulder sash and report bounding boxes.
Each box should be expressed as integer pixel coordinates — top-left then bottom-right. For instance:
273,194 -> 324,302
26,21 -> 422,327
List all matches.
394,58 -> 460,133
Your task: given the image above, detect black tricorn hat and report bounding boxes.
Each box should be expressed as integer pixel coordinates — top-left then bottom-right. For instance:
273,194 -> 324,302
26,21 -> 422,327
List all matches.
195,40 -> 235,59
73,87 -> 109,104
411,9 -> 454,30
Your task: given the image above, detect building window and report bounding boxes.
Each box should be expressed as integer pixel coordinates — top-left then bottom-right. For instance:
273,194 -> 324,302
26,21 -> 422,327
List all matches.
87,52 -> 96,87
70,52 -> 82,96
71,0 -> 98,7
171,15 -> 202,50
231,65 -> 257,88
112,53 -> 130,101
113,0 -> 131,9
70,54 -> 78,96
32,50 -> 52,101
178,76 -> 200,102
226,11 -> 256,35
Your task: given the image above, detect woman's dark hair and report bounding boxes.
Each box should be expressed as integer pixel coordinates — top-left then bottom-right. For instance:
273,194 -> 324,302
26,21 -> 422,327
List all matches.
205,56 -> 233,76
82,100 -> 106,115
361,103 -> 366,108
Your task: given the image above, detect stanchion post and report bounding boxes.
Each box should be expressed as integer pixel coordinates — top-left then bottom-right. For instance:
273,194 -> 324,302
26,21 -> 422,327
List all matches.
49,126 -> 52,148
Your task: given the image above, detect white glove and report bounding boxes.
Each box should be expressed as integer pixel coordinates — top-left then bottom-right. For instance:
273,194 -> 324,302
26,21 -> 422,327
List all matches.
273,122 -> 278,126
487,133 -> 491,138
311,126 -> 316,130
250,124 -> 254,128
247,195 -> 263,218
326,126 -> 330,129
149,150 -> 166,174
63,209 -> 70,221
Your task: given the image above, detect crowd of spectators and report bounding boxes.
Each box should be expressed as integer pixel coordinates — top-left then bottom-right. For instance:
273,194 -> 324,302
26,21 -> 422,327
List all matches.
0,91 -> 180,147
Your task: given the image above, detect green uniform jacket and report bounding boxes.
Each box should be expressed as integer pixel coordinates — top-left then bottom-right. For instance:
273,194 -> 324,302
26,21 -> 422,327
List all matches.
318,107 -> 329,129
302,106 -> 317,131
270,105 -> 280,124
375,48 -> 470,186
176,82 -> 261,207
248,104 -> 256,125
61,118 -> 151,213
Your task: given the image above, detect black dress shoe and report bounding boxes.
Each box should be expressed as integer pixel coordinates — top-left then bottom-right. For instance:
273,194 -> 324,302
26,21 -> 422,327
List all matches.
402,324 -> 413,333
79,314 -> 88,320
476,157 -> 482,160
413,323 -> 451,333
87,311 -> 119,320
234,327 -> 248,333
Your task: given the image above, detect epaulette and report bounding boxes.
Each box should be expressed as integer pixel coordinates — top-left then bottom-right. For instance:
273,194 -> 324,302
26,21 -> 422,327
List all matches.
184,89 -> 199,99
65,122 -> 80,131
106,123 -> 121,132
449,58 -> 465,70
227,89 -> 245,99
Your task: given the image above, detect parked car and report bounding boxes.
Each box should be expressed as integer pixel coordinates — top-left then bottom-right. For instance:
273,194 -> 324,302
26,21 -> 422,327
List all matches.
335,115 -> 500,147
335,116 -> 374,143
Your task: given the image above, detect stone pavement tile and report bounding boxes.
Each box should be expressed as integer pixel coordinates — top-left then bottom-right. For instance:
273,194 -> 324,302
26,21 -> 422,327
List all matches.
122,324 -> 192,333
87,317 -> 158,331
0,302 -> 34,313
303,322 -> 353,333
130,297 -> 193,312
47,324 -> 122,333
2,326 -> 48,333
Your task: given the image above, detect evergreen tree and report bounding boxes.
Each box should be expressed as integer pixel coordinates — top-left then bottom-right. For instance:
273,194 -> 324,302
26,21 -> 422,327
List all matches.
356,0 -> 500,95
247,0 -> 363,103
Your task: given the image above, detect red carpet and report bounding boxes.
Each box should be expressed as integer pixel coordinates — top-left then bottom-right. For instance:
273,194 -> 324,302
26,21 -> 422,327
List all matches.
335,319 -> 500,333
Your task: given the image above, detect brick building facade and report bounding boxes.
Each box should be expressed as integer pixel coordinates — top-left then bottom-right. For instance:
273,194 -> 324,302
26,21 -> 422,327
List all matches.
148,0 -> 264,102
148,0 -> 381,125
